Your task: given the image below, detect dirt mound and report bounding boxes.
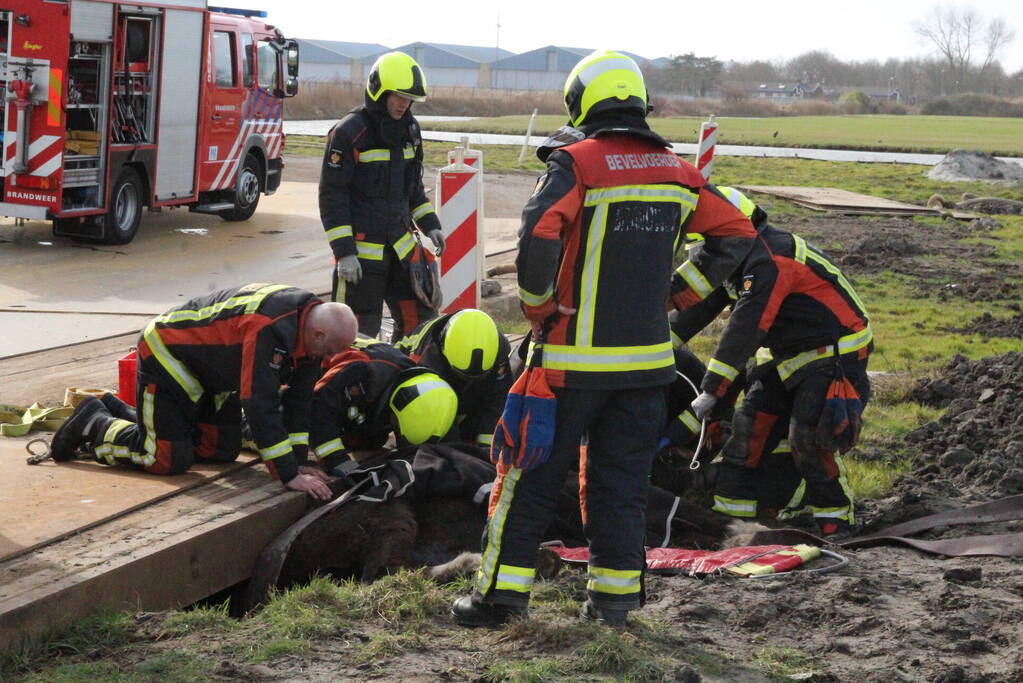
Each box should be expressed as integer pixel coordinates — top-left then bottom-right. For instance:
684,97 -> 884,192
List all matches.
957,196 -> 1023,216
927,149 -> 1023,183
893,353 -> 1023,507
953,311 -> 1023,339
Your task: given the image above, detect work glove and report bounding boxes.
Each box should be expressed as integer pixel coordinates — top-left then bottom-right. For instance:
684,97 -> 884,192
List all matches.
427,229 -> 446,256
691,392 -> 718,422
336,254 -> 362,284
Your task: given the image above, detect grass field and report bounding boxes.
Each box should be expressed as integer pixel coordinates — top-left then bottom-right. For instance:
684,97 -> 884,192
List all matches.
424,114 -> 1023,156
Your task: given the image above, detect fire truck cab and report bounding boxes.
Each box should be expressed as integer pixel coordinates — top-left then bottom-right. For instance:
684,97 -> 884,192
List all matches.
0,0 -> 298,244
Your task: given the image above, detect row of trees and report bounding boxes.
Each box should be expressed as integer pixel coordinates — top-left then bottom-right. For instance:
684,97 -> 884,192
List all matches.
643,5 -> 1021,100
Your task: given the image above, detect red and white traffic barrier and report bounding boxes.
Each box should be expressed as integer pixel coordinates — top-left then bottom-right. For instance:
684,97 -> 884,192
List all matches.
696,115 -> 718,180
436,144 -> 484,312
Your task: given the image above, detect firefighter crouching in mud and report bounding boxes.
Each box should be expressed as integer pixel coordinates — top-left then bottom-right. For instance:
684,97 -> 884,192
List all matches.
452,50 -> 757,629
674,187 -> 872,540
50,285 -> 357,501
308,338 -> 459,475
395,309 -> 514,450
319,51 -> 446,342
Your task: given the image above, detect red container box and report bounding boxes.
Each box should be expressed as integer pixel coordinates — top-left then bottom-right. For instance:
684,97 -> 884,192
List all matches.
118,349 -> 138,407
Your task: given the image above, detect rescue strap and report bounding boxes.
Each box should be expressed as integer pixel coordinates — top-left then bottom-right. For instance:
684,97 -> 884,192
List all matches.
241,476 -> 372,614
749,494 -> 1023,558
1,403 -> 73,437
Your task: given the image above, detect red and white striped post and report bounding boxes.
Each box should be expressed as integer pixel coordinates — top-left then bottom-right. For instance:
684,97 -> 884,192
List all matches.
436,145 -> 483,312
696,115 -> 718,180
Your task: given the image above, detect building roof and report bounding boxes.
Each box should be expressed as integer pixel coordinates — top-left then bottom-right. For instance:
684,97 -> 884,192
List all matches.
364,42 -> 500,69
424,42 -> 513,64
490,45 -> 591,72
297,39 -> 390,64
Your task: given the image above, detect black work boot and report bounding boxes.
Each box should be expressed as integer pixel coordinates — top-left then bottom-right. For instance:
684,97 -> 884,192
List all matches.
100,392 -> 137,422
50,397 -> 110,461
451,594 -> 527,628
579,599 -> 628,629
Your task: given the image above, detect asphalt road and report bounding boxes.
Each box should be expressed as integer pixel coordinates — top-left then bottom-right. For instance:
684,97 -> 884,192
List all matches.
0,165 -> 535,358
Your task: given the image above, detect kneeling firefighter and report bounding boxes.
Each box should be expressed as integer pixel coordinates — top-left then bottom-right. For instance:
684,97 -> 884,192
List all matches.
310,338 -> 459,474
395,309 -> 513,449
673,187 -> 872,539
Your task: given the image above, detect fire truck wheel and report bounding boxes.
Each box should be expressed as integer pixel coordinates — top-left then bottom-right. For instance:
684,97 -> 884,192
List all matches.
220,153 -> 262,222
98,168 -> 144,245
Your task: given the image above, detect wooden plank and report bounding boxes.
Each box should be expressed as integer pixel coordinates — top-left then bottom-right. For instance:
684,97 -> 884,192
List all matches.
0,434 -> 259,562
0,464 -> 308,650
737,185 -> 977,220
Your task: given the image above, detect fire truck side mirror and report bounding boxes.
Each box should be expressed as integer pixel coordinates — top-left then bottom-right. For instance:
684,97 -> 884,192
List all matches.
277,39 -> 299,98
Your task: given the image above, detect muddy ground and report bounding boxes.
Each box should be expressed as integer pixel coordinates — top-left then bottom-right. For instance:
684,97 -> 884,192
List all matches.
224,165 -> 1023,681
22,159 -> 1023,681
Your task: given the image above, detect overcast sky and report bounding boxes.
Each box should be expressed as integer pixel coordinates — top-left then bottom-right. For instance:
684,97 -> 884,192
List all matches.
218,0 -> 1023,73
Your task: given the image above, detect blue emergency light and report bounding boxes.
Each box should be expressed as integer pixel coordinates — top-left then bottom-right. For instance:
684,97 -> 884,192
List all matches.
208,6 -> 268,18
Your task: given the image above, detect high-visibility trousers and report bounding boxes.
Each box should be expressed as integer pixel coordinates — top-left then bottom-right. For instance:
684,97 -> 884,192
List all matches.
474,385 -> 666,611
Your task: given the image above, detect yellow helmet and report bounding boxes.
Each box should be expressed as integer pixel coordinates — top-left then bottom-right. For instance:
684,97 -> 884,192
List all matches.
563,50 -> 647,127
717,186 -> 767,227
441,309 -> 500,377
389,371 -> 457,444
366,51 -> 428,103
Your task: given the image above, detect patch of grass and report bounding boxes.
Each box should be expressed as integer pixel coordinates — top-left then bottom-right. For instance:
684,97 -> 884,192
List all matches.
132,651 -> 217,681
361,569 -> 451,627
845,457 -> 911,500
0,611 -> 135,679
22,661 -> 134,683
251,637 -> 308,662
752,645 -> 818,679
484,656 -> 568,682
160,601 -> 236,637
356,629 -> 425,664
429,114 -> 1023,156
258,576 -> 355,640
574,628 -> 667,680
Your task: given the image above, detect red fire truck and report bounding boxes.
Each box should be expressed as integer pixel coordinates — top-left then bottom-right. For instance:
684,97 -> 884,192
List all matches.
0,0 -> 298,244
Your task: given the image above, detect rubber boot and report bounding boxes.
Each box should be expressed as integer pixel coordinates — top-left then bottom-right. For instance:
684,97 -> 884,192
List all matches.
50,397 -> 110,461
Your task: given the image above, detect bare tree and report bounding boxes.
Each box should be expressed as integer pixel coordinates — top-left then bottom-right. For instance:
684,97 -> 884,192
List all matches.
981,16 -> 1016,72
914,5 -> 1016,93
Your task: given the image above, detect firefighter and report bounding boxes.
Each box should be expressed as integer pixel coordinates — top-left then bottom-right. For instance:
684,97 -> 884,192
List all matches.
310,338 -> 459,474
394,308 -> 513,449
451,51 -> 756,629
673,187 -> 872,539
319,51 -> 445,342
50,285 -> 358,501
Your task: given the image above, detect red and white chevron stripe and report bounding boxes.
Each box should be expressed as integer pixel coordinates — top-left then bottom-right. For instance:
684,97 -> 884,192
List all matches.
2,132 -> 62,178
437,162 -> 482,313
696,117 -> 718,180
210,117 -> 283,191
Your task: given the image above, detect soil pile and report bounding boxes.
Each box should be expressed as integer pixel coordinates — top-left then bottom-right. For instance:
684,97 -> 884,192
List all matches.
927,149 -> 1023,183
894,352 -> 1023,507
955,311 -> 1023,339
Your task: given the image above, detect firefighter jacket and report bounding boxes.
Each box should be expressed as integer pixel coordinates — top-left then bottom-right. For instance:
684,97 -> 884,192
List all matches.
139,284 -> 322,483
310,339 -> 418,471
671,222 -> 872,398
318,105 -> 441,268
516,123 -> 756,389
394,313 -> 514,447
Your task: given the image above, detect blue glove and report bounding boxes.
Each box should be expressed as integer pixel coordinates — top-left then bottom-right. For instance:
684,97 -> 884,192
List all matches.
657,436 -> 672,452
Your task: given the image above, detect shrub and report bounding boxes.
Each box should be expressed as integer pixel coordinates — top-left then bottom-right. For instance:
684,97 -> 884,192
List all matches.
840,90 -> 873,114
921,94 -> 1023,117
